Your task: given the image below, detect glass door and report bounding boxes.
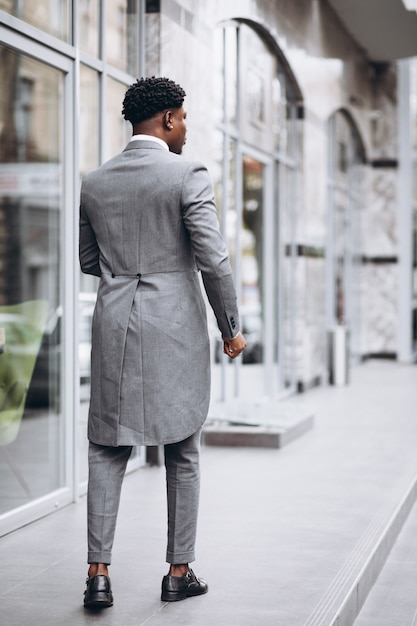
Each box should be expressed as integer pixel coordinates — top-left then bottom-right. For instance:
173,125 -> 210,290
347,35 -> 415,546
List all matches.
211,21 -> 300,403
0,35 -> 73,533
212,145 -> 296,402
237,149 -> 297,399
327,111 -> 365,363
241,155 -> 265,366
237,150 -> 274,399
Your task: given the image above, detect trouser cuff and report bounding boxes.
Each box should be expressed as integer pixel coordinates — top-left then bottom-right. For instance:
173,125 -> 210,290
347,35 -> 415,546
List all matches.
166,549 -> 195,564
88,551 -> 112,565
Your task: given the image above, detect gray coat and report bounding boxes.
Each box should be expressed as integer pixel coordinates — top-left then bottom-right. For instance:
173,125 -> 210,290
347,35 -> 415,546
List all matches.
79,140 -> 239,446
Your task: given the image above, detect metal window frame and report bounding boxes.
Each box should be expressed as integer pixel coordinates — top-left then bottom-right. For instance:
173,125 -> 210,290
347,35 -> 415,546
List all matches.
215,21 -> 299,401
0,23 -> 75,536
0,0 -> 147,535
397,59 -> 416,363
326,111 -> 366,367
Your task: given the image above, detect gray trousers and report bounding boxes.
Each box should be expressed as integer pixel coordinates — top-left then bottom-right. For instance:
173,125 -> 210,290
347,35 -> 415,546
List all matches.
87,429 -> 201,565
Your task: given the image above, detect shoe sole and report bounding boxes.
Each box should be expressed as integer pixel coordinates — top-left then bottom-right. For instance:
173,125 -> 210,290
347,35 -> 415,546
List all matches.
161,588 -> 208,602
84,593 -> 114,609
161,591 -> 187,602
84,601 -> 113,609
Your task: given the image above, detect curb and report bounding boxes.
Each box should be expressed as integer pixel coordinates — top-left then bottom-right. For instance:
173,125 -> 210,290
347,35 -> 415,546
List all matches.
203,400 -> 315,448
303,469 -> 417,626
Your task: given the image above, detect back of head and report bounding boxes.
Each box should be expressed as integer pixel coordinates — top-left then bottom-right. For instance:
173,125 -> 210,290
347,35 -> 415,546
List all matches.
122,76 -> 186,126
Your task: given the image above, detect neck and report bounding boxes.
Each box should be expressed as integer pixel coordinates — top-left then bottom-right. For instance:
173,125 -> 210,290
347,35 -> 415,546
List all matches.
133,122 -> 163,140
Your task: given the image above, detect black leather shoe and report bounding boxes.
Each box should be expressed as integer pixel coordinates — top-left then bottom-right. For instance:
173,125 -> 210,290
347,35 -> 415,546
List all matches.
84,574 -> 114,609
161,569 -> 208,602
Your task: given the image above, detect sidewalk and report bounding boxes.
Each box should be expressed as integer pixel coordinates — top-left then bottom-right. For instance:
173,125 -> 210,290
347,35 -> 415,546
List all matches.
0,360 -> 416,626
355,496 -> 417,626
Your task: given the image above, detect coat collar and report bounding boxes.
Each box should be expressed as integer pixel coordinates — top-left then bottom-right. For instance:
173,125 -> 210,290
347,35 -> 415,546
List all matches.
123,140 -> 167,152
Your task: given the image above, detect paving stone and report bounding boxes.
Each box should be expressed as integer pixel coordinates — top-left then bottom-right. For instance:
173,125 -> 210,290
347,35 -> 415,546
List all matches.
0,361 -> 416,626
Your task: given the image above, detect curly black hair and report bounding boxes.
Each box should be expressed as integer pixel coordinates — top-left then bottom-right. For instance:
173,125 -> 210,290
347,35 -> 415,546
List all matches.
122,76 -> 186,125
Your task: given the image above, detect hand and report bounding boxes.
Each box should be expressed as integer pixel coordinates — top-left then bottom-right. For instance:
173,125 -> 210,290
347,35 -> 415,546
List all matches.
223,332 -> 247,359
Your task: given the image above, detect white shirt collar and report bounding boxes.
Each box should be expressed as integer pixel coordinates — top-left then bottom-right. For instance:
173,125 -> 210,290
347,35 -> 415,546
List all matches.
129,134 -> 169,151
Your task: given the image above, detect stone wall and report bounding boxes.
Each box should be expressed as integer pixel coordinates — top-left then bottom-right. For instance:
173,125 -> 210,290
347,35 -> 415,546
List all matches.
147,0 -> 401,389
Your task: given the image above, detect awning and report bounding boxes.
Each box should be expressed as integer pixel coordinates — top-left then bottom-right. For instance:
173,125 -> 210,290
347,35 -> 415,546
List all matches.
326,0 -> 417,61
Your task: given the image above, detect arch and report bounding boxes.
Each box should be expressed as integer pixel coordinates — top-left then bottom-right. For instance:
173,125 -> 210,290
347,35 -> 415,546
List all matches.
218,17 -> 304,112
212,17 -> 301,397
326,106 -> 367,363
330,107 -> 367,164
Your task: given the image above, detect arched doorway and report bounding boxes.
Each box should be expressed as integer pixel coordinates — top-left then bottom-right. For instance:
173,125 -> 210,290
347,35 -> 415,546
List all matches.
327,110 -> 367,363
211,20 -> 303,400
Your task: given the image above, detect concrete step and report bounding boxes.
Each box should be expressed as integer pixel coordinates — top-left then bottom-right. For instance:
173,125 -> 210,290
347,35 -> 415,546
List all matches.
304,470 -> 417,626
204,398 -> 315,448
353,492 -> 417,626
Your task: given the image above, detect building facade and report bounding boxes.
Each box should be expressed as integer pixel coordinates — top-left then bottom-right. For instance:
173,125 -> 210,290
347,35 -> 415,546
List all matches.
0,0 -> 416,534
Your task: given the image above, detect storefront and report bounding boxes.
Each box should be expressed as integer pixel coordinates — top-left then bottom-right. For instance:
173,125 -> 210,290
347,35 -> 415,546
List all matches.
327,110 -> 367,362
210,20 -> 302,401
0,0 -> 145,535
0,0 -> 416,536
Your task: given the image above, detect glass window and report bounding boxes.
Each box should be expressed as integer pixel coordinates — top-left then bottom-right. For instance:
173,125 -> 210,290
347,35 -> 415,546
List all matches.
0,0 -> 70,42
272,74 -> 283,152
239,25 -> 277,152
277,162 -> 297,389
328,111 -> 365,360
106,0 -> 138,75
213,132 -> 236,253
241,155 -> 264,367
79,65 -> 99,481
80,65 -> 99,179
411,60 -> 417,153
0,46 -> 65,514
79,0 -> 100,57
106,77 -> 131,159
212,29 -> 224,128
274,74 -> 297,157
212,22 -> 300,398
224,27 -> 238,128
410,59 -> 417,350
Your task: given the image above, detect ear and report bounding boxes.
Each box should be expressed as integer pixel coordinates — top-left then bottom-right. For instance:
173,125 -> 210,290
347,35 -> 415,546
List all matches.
163,110 -> 174,130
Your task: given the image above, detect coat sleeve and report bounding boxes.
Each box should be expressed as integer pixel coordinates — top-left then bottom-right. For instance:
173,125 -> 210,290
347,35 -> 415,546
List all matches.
181,161 -> 240,339
79,187 -> 101,277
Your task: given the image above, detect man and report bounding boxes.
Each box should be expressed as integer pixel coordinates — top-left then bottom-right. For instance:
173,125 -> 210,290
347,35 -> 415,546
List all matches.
79,76 -> 246,609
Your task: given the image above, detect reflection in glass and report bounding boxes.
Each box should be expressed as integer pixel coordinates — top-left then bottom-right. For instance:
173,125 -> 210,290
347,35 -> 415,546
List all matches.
411,59 -> 417,152
242,156 -> 264,365
278,76 -> 290,155
213,26 -> 238,129
224,27 -> 237,127
79,63 -> 99,296
79,66 -> 100,481
409,60 -> 417,349
272,75 -> 283,151
213,21 -> 300,396
106,0 -> 138,75
212,133 -> 239,382
0,0 -> 70,42
239,25 -> 276,152
80,65 -> 99,179
330,111 -> 365,360
277,163 -> 296,389
80,0 -> 100,57
222,140 -> 237,271
78,293 -> 96,483
413,158 -> 417,205
106,77 -> 131,159
0,46 -> 64,514
212,29 -> 224,127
